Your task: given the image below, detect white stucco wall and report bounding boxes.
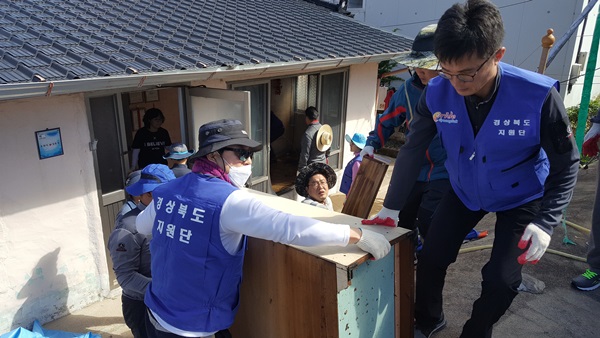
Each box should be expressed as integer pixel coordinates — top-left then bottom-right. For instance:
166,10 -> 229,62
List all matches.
343,62 -> 379,166
0,94 -> 107,332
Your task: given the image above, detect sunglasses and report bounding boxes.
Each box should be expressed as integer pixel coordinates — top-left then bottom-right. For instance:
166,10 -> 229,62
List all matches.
222,147 -> 254,162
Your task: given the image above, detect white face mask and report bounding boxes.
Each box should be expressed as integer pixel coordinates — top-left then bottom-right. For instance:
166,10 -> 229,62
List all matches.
226,161 -> 253,188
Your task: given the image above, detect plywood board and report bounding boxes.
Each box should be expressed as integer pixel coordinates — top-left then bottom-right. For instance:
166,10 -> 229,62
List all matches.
247,189 -> 409,268
342,155 -> 390,218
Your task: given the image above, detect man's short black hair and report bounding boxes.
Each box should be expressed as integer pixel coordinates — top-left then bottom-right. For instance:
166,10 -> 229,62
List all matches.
305,106 -> 319,121
434,0 -> 504,63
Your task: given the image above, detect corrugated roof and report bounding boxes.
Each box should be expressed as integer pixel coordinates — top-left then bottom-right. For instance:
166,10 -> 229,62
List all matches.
0,0 -> 412,85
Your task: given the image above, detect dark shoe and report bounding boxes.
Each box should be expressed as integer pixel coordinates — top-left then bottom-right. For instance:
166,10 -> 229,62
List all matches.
415,313 -> 447,338
572,269 -> 600,291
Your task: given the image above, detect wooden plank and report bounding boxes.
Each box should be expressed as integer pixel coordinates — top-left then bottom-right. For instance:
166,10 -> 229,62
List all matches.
342,155 -> 390,218
395,236 -> 415,338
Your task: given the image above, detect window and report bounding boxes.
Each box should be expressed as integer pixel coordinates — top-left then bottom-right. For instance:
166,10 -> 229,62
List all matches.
347,0 -> 364,10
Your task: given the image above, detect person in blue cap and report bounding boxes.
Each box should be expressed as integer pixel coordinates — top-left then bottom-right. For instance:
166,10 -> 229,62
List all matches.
135,118 -> 391,338
115,170 -> 142,224
163,142 -> 196,178
340,132 -> 367,197
108,164 -> 176,338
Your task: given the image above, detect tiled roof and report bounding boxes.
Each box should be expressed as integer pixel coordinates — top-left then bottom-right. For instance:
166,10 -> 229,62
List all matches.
0,0 -> 412,85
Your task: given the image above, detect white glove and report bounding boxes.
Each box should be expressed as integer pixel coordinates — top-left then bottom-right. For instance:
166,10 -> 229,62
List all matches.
356,228 -> 391,260
360,145 -> 375,158
361,206 -> 399,227
517,223 -> 551,264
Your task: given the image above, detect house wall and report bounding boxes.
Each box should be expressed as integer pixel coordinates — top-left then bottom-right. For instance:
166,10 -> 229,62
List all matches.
355,0 -> 600,109
342,63 -> 379,167
0,94 -> 107,332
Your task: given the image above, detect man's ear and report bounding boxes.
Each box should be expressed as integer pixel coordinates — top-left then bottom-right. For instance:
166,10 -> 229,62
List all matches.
494,47 -> 506,63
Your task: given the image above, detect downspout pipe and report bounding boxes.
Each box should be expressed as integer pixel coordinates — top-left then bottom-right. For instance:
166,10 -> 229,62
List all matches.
547,0 -> 598,67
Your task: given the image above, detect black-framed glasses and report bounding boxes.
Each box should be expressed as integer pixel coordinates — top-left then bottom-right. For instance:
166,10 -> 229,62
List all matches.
438,52 -> 496,83
222,147 -> 253,162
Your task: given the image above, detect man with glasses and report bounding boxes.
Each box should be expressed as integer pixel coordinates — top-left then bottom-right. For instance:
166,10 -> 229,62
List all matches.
374,1 -> 579,337
135,119 -> 392,338
295,162 -> 337,210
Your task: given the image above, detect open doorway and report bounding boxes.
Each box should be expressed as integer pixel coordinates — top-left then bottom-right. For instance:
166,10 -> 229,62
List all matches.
269,76 -> 315,195
269,71 -> 346,195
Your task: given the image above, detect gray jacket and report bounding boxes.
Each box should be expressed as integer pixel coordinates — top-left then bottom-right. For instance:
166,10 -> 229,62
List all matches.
298,122 -> 326,170
107,206 -> 151,300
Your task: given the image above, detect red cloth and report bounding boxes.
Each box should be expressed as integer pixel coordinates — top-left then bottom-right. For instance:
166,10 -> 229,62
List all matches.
583,134 -> 600,157
383,89 -> 395,110
361,217 -> 396,227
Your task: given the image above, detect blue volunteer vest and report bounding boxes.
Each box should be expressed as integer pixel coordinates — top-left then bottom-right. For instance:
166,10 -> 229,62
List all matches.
340,154 -> 362,194
144,173 -> 244,332
426,63 -> 558,211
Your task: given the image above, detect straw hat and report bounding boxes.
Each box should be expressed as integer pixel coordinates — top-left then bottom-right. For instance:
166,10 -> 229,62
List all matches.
316,124 -> 333,152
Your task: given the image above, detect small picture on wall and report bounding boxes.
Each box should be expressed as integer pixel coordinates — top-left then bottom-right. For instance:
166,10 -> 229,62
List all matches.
129,91 -> 144,104
35,128 -> 64,159
145,89 -> 159,102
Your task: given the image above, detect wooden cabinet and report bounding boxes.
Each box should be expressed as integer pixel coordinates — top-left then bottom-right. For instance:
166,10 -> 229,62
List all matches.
231,191 -> 414,338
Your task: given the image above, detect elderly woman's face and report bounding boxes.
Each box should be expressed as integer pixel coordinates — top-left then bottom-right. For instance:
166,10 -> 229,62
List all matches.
306,173 -> 329,203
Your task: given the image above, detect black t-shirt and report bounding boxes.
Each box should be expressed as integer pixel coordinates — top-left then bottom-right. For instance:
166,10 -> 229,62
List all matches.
132,127 -> 172,168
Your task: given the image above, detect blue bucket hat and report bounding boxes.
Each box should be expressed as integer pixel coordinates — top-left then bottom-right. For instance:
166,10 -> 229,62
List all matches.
163,142 -> 196,160
126,164 -> 175,196
345,133 -> 367,149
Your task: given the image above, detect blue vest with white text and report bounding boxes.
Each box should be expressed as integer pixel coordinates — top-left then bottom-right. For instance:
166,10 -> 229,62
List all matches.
340,154 -> 362,194
426,63 -> 558,211
144,174 -> 243,332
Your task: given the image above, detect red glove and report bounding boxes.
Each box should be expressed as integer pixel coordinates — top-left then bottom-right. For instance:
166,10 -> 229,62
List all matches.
361,206 -> 398,227
582,122 -> 600,157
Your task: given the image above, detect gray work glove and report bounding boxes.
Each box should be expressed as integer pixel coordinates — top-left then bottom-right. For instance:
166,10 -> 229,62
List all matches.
356,228 -> 391,260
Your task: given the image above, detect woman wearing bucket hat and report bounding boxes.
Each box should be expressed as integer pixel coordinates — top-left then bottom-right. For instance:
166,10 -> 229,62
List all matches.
163,142 -> 196,178
340,133 -> 367,196
135,118 -> 391,338
295,162 -> 337,210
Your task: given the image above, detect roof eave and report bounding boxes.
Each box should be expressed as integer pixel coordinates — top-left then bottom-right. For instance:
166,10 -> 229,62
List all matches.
0,54 -> 402,101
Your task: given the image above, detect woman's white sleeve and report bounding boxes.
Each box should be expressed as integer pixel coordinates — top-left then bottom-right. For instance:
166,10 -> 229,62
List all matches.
220,190 -> 350,247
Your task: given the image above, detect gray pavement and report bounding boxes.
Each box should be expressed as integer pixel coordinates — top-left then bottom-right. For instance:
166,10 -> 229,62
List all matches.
44,159 -> 600,337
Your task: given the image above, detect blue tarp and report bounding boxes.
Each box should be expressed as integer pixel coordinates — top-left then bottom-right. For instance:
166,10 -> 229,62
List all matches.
0,320 -> 100,338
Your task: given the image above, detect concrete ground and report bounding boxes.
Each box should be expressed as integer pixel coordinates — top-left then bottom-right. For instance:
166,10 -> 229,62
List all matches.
44,158 -> 600,337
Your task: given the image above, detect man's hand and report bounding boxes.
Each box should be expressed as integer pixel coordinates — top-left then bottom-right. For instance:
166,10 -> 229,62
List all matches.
582,122 -> 600,157
517,223 -> 551,264
356,228 -> 391,260
361,206 -> 399,227
360,145 -> 375,158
